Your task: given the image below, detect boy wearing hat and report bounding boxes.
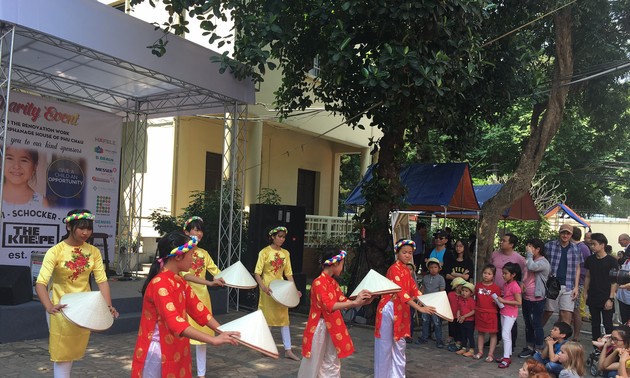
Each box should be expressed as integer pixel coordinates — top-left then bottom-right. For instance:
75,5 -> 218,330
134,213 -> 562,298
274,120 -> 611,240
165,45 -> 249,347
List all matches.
418,258 -> 446,347
455,282 -> 477,357
447,277 -> 466,352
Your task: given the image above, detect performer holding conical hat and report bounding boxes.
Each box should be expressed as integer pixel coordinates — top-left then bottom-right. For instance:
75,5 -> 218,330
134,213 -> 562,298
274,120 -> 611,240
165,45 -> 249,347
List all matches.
254,226 -> 302,361
35,209 -> 119,378
298,248 -> 372,378
374,239 -> 437,377
131,232 -> 239,377
180,216 -> 226,378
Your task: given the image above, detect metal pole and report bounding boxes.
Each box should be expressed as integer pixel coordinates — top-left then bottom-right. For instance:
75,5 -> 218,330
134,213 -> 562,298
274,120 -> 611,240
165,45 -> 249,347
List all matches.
0,25 -> 16,217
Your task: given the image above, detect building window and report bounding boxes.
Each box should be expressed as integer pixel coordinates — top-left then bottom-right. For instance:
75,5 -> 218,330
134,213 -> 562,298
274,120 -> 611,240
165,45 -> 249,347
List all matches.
297,168 -> 318,215
307,56 -> 320,79
205,152 -> 222,193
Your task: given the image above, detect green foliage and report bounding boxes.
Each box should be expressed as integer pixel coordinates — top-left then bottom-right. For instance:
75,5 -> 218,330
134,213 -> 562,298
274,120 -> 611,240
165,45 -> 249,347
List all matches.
148,186 -> 243,255
502,219 -> 556,252
338,154 -> 361,215
256,188 -> 281,205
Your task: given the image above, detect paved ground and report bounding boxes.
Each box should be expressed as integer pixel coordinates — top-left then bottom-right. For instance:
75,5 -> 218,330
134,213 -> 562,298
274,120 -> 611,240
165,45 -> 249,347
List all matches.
0,308 -> 598,377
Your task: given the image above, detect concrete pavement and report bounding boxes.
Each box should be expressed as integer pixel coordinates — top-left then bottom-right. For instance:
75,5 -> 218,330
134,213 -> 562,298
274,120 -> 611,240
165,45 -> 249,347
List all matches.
0,308 -> 593,377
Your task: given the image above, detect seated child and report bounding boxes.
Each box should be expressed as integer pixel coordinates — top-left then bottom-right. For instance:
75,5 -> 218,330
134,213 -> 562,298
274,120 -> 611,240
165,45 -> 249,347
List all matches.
532,321 -> 572,376
447,277 -> 466,351
417,258 -> 446,348
455,282 -> 476,357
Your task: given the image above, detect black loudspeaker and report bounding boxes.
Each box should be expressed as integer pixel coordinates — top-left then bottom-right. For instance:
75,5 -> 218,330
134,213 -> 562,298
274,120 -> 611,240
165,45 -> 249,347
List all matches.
0,265 -> 32,305
240,204 -> 306,309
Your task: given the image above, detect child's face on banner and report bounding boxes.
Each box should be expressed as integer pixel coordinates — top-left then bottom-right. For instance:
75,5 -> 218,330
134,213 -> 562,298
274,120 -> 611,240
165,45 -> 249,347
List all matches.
4,147 -> 36,186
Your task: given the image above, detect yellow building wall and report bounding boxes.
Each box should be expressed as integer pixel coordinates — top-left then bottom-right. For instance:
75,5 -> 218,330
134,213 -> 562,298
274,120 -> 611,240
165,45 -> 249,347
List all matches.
171,116 -> 362,216
172,116 -> 224,214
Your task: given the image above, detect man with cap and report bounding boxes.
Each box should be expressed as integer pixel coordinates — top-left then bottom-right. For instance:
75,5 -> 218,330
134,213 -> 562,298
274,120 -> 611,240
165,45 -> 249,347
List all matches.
542,224 -> 583,326
426,229 -> 449,267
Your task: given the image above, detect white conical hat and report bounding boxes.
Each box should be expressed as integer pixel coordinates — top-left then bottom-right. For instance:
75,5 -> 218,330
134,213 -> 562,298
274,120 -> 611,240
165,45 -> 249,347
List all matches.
59,291 -> 114,331
349,269 -> 401,299
418,291 -> 454,322
215,261 -> 257,289
218,310 -> 279,359
269,279 -> 300,308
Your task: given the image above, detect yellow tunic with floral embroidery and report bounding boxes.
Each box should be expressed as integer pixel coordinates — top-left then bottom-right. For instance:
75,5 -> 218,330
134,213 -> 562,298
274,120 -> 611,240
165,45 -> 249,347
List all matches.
35,241 -> 107,361
255,245 -> 294,326
181,247 -> 220,344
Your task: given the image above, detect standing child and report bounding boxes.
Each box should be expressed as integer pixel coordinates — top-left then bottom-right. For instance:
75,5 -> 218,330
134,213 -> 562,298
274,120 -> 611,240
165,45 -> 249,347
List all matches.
497,262 -> 523,368
374,239 -> 436,377
298,249 -> 372,377
417,257 -> 446,348
557,341 -> 586,378
447,277 -> 466,352
180,216 -> 226,378
475,264 -> 501,363
131,232 -> 239,377
254,226 -> 302,361
455,282 -> 477,358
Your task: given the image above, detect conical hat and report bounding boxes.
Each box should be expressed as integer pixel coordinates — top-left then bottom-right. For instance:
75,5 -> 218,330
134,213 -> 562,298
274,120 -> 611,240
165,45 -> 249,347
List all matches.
349,269 -> 401,299
418,291 -> 454,322
59,291 -> 114,331
269,279 -> 300,308
215,261 -> 257,289
217,310 -> 279,359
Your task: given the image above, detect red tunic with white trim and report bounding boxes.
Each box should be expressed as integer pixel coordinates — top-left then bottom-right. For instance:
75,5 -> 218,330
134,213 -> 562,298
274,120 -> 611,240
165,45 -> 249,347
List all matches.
374,260 -> 421,340
301,272 -> 354,359
131,269 -> 214,378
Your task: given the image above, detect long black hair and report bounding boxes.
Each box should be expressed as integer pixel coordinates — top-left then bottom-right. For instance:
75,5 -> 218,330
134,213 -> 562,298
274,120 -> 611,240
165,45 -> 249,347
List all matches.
526,238 -> 546,258
60,208 -> 94,241
141,231 -> 190,295
503,262 -> 522,282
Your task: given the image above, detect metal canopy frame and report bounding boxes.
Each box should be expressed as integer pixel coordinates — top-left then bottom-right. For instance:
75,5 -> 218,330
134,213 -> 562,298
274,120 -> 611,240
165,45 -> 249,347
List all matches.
1,0 -> 252,304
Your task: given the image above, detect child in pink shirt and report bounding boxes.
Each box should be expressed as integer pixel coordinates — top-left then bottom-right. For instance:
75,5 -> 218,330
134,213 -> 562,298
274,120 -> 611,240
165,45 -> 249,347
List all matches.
496,262 -> 522,369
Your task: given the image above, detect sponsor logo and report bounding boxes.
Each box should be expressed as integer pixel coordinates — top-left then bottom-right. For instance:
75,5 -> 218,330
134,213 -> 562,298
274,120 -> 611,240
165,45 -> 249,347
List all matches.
94,137 -> 116,146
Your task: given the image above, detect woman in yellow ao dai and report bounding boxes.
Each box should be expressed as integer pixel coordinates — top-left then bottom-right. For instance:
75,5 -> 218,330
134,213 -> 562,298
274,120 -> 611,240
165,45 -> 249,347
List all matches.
254,226 -> 302,361
35,209 -> 118,378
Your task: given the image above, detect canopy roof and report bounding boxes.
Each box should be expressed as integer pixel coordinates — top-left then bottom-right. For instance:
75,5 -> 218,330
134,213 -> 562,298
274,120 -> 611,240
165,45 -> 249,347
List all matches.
442,184 -> 539,221
344,163 -> 480,212
1,0 -> 254,117
544,203 -> 591,227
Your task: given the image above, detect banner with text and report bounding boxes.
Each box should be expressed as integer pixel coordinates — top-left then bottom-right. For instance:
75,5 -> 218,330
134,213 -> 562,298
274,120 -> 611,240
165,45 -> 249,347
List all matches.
1,92 -> 122,267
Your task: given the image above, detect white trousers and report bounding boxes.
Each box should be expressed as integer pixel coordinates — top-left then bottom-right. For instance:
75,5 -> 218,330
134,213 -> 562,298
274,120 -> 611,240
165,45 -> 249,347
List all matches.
297,319 -> 341,378
53,361 -> 72,378
501,315 -> 517,359
281,325 -> 292,350
195,344 -> 207,376
141,339 -> 162,378
374,301 -> 406,378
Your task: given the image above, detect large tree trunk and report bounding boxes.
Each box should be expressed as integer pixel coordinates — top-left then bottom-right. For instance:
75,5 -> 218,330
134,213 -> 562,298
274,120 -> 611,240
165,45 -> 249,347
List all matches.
361,127 -> 406,276
476,9 -> 574,272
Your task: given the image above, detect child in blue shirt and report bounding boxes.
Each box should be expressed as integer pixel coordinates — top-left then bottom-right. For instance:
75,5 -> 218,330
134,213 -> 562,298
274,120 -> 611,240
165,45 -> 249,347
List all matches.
533,321 -> 572,376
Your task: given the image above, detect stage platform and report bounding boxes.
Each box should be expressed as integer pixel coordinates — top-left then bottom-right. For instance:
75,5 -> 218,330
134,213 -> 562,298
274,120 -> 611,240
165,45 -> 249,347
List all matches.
0,277 -> 229,343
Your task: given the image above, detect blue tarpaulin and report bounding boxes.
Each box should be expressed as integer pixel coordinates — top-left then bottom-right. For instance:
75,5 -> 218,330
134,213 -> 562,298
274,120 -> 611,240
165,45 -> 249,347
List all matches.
544,203 -> 591,227
344,163 -> 480,212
